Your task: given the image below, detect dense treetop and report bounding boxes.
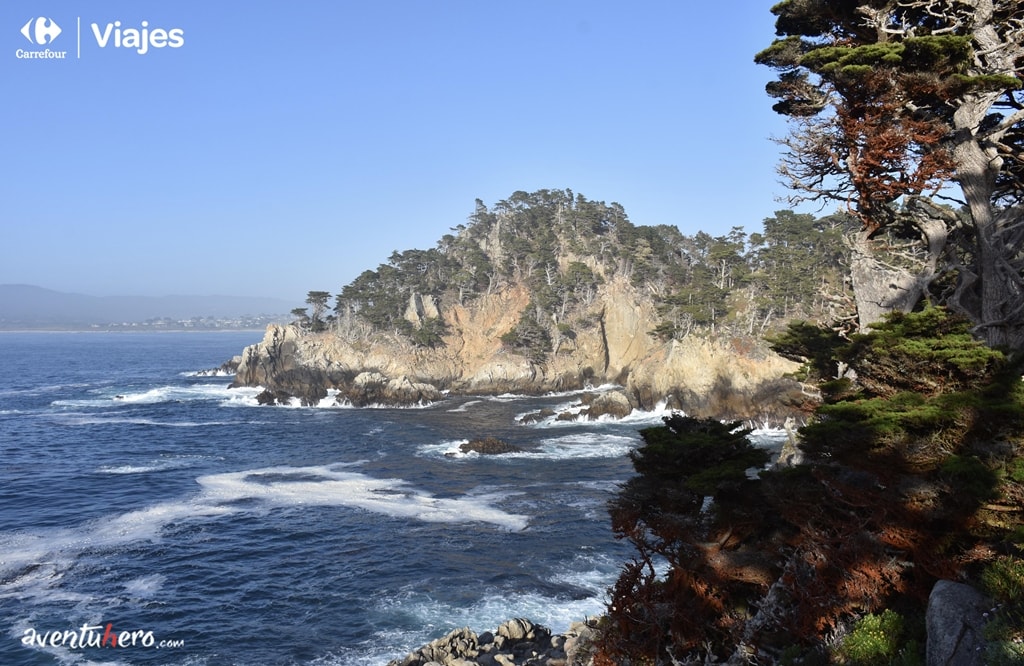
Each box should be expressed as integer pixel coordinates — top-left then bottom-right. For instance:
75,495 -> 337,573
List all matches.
757,0 -> 1024,347
291,189 -> 855,352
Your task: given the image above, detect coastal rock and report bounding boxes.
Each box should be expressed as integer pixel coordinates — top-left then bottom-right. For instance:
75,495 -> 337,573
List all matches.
193,355 -> 241,377
518,408 -> 556,425
388,617 -> 599,666
460,437 -> 522,455
496,618 -> 545,642
341,372 -> 443,407
578,390 -> 633,420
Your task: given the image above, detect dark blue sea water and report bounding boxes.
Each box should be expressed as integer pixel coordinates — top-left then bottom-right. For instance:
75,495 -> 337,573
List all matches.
0,332 -> 784,665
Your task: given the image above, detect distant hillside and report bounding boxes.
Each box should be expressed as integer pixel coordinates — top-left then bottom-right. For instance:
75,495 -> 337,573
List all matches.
0,285 -> 293,330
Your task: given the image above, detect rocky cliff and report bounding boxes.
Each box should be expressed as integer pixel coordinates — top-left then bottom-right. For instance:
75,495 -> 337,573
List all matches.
229,190 -> 821,421
231,273 -> 807,423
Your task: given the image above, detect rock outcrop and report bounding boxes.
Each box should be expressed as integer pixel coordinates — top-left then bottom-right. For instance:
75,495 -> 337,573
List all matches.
387,617 -> 601,666
459,437 -> 523,455
232,276 -> 806,422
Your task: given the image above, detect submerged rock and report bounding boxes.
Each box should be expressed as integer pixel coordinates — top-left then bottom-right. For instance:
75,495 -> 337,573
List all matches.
518,408 -> 556,425
459,437 -> 522,455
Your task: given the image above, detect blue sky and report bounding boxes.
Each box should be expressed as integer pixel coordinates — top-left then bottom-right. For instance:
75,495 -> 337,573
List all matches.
3,2 -> 801,305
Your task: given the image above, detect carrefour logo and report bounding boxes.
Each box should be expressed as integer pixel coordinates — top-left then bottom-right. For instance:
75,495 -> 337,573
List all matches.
15,16 -> 185,61
21,17 -> 61,45
17,16 -> 66,59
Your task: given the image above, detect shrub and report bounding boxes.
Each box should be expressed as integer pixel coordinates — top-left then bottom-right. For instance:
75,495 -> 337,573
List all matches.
836,610 -> 916,665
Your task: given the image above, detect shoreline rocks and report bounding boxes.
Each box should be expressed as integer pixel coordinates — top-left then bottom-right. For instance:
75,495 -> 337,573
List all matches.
387,617 -> 601,666
230,299 -> 812,423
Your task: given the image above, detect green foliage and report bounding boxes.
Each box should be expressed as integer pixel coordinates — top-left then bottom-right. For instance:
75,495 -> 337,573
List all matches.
981,557 -> 1024,665
748,210 -> 852,332
500,306 -> 552,364
1008,458 -> 1024,485
984,637 -> 1024,666
759,0 -> 1024,350
940,455 -> 999,502
799,308 -> 1023,468
408,317 -> 448,349
321,190 -> 852,344
801,42 -> 907,74
982,557 -> 1024,605
950,73 -> 1023,93
844,308 -> 1001,397
290,307 -> 309,329
767,320 -> 846,382
305,290 -> 332,332
799,36 -> 971,79
631,415 -> 767,494
837,610 -> 919,666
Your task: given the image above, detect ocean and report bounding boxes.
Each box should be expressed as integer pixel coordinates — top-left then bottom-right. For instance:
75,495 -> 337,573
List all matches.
0,331 -> 784,665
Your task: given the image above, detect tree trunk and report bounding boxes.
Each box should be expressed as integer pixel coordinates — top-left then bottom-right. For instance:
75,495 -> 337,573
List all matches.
950,87 -> 1024,349
848,215 -> 947,331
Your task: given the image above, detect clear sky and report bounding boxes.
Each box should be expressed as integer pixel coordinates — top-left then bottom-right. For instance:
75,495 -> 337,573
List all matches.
2,2 -> 799,305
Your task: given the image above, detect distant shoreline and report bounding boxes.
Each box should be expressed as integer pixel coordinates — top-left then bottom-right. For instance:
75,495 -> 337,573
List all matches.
0,327 -> 274,334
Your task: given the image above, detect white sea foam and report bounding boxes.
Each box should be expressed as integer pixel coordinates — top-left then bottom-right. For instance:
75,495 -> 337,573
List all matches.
420,433 -> 636,462
416,439 -> 472,458
0,382 -> 94,398
0,461 -> 529,606
116,384 -> 234,404
315,389 -> 348,409
180,368 -> 235,377
219,385 -> 264,407
121,573 -> 166,598
195,464 -> 529,531
60,414 -> 231,428
523,433 -> 636,460
749,428 -> 789,448
98,464 -> 170,475
517,397 -> 674,428
446,400 -> 483,413
96,456 -> 203,475
51,383 -> 239,410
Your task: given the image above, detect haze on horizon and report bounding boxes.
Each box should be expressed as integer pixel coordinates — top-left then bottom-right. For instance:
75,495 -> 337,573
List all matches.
3,2 -> 798,304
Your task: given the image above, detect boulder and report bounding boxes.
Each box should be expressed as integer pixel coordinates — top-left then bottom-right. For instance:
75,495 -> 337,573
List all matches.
580,391 -> 633,420
496,618 -> 544,642
926,580 -> 992,666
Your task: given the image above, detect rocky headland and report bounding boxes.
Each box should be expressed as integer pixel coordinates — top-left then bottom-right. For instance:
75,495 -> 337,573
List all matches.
226,191 -> 826,423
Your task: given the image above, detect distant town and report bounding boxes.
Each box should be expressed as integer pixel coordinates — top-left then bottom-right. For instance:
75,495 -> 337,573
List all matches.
0,284 -> 294,331
90,314 -> 287,331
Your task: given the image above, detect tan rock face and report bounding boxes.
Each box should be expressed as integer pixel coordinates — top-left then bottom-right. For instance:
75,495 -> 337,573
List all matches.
232,276 -> 803,420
